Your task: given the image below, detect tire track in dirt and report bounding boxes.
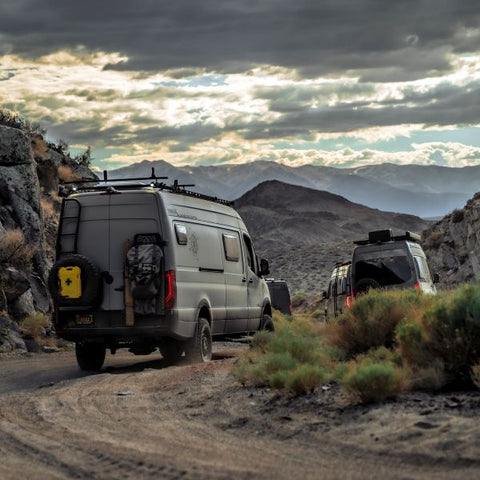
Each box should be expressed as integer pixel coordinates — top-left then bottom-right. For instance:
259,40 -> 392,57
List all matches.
1,351 -> 480,479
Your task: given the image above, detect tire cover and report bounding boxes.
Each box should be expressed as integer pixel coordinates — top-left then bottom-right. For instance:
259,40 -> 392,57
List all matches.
48,254 -> 102,307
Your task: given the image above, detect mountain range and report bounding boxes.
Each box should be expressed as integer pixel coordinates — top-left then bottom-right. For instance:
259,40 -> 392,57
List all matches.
108,160 -> 476,218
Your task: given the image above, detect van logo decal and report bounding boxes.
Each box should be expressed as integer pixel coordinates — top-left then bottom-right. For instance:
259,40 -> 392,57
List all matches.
189,233 -> 199,257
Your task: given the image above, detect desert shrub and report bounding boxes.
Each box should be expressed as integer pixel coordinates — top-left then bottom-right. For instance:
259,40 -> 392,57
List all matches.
325,289 -> 433,357
0,229 -> 36,271
471,364 -> 480,390
291,292 -> 308,309
57,165 -> 81,182
422,283 -> 480,383
233,315 -> 335,395
40,197 -> 57,219
31,134 -> 48,160
341,349 -> 406,403
20,312 -> 50,339
451,208 -> 465,224
424,229 -> 443,249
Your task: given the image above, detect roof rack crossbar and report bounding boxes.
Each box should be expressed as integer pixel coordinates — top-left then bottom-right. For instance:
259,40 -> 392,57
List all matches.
63,168 -> 168,185
60,169 -> 233,206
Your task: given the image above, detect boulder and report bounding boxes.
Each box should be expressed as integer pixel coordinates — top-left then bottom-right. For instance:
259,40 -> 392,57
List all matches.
0,125 -> 32,166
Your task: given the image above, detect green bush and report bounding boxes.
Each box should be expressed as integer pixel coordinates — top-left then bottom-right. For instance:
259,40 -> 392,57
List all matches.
233,315 -> 334,395
325,289 -> 433,357
342,362 -> 405,403
423,283 -> 480,382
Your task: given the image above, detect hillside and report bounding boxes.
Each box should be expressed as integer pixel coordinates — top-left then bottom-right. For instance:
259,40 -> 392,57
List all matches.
109,159 -> 472,217
423,194 -> 480,287
235,180 -> 431,293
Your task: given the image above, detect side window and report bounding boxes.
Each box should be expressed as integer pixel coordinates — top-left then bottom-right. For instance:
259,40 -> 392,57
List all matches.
174,224 -> 188,245
243,234 -> 257,273
222,234 -> 240,262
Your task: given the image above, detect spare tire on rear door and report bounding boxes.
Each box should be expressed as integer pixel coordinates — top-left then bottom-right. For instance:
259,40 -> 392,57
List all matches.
48,254 -> 102,307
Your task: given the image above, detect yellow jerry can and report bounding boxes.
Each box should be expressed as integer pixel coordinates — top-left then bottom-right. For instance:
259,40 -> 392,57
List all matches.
58,266 -> 82,299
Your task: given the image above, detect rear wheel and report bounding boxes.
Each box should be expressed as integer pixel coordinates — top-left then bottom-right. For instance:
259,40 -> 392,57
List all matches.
75,342 -> 106,371
185,318 -> 212,363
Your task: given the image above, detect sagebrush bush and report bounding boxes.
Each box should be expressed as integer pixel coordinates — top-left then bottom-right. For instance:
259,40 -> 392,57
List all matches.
20,312 -> 50,339
233,314 -> 335,395
325,289 -> 433,357
342,362 -> 405,403
57,165 -> 80,182
423,283 -> 480,382
0,229 -> 36,271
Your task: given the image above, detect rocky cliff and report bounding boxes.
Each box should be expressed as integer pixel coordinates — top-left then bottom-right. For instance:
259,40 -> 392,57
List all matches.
423,193 -> 480,287
0,122 -> 95,352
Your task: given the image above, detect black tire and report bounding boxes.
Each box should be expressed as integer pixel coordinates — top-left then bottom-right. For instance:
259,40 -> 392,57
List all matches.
48,254 -> 102,307
260,314 -> 275,332
185,318 -> 212,363
75,342 -> 106,371
356,278 -> 381,295
159,338 -> 185,364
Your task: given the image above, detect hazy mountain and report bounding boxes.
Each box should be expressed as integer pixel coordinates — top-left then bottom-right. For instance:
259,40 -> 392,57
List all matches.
234,180 -> 431,293
108,160 -> 473,218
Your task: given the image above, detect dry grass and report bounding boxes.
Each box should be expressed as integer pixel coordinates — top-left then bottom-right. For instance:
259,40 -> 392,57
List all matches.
40,197 -> 57,218
57,165 -> 81,183
0,229 -> 36,271
31,134 -> 48,161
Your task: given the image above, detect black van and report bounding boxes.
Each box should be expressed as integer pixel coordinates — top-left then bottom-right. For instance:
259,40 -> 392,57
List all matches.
352,229 -> 436,295
324,230 -> 436,320
266,279 -> 292,315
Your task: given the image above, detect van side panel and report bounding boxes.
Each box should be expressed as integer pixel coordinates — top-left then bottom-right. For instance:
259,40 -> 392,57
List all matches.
172,220 -> 227,334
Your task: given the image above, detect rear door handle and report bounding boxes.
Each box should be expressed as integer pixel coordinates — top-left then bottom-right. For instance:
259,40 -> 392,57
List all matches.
242,277 -> 247,283
248,278 -> 253,284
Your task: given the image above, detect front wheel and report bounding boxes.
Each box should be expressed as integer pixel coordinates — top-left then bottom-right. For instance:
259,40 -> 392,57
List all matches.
260,314 -> 275,332
75,342 -> 106,371
185,318 -> 212,363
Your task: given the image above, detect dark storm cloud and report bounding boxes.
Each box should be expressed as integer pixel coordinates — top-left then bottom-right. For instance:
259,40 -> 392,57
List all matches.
241,80 -> 480,139
2,0 -> 480,80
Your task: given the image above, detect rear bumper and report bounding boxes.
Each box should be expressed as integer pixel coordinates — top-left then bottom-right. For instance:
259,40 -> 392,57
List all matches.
53,308 -> 186,343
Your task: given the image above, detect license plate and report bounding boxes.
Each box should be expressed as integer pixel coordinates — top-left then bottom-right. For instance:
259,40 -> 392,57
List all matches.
75,314 -> 93,325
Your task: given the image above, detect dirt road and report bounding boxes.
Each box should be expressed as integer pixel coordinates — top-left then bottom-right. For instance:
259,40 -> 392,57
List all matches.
1,346 -> 480,479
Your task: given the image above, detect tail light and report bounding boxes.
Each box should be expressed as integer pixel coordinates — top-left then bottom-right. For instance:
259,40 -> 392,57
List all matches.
346,295 -> 352,309
414,282 -> 420,291
288,303 -> 292,315
165,270 -> 177,308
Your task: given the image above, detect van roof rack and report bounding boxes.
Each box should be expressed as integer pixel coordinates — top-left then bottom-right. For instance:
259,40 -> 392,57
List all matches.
354,229 -> 421,246
59,168 -> 233,206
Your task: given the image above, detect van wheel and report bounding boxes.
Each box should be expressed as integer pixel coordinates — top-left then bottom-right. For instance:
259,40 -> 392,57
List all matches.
159,338 -> 184,364
185,318 -> 212,363
75,342 -> 106,371
356,278 -> 381,295
260,314 -> 275,332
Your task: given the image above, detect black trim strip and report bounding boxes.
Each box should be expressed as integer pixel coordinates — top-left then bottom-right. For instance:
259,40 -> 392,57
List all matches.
199,267 -> 224,273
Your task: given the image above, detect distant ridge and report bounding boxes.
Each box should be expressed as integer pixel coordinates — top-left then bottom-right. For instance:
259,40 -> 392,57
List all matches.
108,160 -> 473,217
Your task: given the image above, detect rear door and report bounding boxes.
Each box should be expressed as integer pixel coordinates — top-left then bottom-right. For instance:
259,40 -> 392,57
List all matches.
221,230 -> 248,333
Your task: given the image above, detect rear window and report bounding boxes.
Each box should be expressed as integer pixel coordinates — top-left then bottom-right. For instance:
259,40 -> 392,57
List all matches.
354,248 -> 412,286
414,255 -> 431,282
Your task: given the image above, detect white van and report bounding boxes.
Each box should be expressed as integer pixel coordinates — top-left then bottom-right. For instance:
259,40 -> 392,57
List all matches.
49,176 -> 273,370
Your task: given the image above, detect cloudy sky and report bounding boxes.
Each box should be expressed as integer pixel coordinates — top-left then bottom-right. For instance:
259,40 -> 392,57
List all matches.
2,0 -> 480,170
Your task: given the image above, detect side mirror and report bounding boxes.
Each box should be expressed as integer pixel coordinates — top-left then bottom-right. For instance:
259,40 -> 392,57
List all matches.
433,272 -> 440,284
322,290 -> 328,299
259,258 -> 270,277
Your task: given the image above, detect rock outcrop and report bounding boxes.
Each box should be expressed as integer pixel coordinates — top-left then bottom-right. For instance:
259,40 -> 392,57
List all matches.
423,193 -> 480,287
0,122 -> 96,352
